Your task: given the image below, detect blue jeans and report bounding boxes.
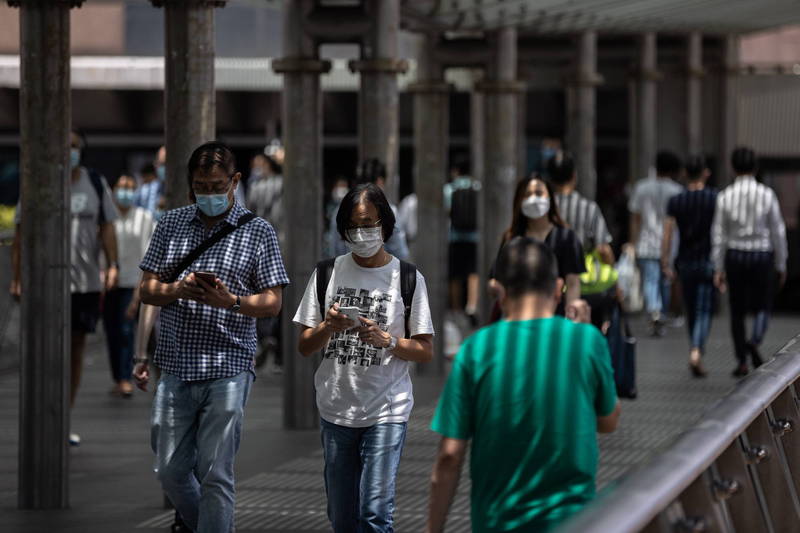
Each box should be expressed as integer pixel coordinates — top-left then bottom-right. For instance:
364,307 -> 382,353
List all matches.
638,258 -> 671,316
151,371 -> 253,533
102,287 -> 135,382
677,260 -> 715,350
320,418 -> 407,533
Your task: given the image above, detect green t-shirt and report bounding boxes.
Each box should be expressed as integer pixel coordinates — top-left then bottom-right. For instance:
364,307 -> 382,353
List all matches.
431,316 -> 618,533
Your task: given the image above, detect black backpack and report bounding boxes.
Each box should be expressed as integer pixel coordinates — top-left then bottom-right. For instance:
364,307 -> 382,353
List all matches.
315,257 -> 417,338
450,185 -> 479,232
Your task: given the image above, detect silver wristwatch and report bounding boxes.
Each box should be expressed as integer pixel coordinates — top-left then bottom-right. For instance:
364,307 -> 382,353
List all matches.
387,335 -> 398,351
229,295 -> 241,312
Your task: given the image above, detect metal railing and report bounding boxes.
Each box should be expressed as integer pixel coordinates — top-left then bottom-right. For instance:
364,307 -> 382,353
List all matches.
559,334 -> 800,533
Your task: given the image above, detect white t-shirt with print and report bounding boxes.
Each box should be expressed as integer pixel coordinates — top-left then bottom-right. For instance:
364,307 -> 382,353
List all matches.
293,254 -> 435,428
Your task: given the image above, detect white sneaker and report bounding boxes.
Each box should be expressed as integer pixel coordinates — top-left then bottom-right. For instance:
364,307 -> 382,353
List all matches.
69,432 -> 81,447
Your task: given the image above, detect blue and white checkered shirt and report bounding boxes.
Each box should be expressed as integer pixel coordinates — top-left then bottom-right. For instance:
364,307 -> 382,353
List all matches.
139,201 -> 289,381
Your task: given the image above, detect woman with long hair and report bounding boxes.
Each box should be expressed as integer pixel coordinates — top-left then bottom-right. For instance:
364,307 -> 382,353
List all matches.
490,175 -> 586,314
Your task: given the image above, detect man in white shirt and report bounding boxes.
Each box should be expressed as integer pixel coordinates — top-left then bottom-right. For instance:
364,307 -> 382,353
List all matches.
627,151 -> 684,336
711,147 -> 788,377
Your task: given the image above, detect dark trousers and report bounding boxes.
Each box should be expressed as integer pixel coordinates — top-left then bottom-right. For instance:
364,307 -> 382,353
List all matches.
102,287 -> 135,382
725,250 -> 775,364
676,260 -> 715,351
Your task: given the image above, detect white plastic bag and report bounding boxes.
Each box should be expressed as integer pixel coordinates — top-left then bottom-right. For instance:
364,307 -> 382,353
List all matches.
616,246 -> 643,313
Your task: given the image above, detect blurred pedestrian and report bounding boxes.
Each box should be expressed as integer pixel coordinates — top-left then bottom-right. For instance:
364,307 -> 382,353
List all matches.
135,141 -> 288,532
10,130 -> 119,446
426,237 -> 619,533
294,183 -> 434,533
661,155 -> 717,377
135,146 -> 166,214
627,151 -> 683,336
103,174 -> 156,397
712,147 -> 788,377
548,151 -> 616,329
489,176 -> 586,317
444,153 -> 481,324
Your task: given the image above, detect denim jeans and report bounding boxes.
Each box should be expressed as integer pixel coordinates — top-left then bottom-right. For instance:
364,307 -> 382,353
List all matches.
320,418 -> 408,533
638,258 -> 671,316
151,371 -> 253,533
676,260 -> 715,350
102,287 -> 135,382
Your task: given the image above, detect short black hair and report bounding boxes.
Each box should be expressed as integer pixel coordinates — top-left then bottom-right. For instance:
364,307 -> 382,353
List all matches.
450,152 -> 471,176
655,151 -> 682,177
355,158 -> 387,185
685,154 -> 707,179
140,163 -> 156,176
186,141 -> 236,190
731,146 -> 757,175
546,150 -> 575,185
495,237 -> 558,297
336,183 -> 396,243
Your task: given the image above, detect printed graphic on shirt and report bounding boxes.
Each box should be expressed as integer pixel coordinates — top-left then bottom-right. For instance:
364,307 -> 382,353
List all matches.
325,285 -> 391,367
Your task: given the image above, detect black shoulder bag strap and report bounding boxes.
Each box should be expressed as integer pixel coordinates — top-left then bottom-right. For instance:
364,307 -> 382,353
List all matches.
165,213 -> 256,283
87,169 -> 107,225
316,257 -> 417,338
315,257 -> 336,316
399,260 -> 417,339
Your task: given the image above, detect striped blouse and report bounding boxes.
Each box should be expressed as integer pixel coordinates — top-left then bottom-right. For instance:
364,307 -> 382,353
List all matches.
710,175 -> 788,273
555,191 -> 612,252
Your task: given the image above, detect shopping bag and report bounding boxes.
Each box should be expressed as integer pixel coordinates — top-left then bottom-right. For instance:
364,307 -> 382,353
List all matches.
616,246 -> 643,313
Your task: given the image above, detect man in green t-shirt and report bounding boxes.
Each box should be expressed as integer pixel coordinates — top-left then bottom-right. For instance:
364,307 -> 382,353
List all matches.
427,237 -> 621,533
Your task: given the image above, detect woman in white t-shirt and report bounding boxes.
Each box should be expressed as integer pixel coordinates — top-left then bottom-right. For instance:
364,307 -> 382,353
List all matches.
294,183 -> 435,533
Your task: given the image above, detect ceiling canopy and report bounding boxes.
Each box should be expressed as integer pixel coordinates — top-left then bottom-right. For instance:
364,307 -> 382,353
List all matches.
401,0 -> 800,35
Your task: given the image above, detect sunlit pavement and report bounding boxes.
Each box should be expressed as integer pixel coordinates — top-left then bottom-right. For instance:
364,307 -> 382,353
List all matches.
0,313 -> 797,532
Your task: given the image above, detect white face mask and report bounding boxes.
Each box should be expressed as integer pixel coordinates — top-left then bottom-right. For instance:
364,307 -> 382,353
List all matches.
521,196 -> 550,219
346,226 -> 384,258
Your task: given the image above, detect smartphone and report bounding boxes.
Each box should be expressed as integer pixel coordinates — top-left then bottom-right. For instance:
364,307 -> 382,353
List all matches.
338,306 -> 361,326
194,271 -> 217,287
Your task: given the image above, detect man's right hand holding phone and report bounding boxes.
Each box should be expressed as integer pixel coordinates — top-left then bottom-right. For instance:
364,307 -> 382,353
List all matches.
324,302 -> 356,334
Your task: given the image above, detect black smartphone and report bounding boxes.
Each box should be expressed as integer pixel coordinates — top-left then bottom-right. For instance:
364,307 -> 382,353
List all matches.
194,271 -> 217,287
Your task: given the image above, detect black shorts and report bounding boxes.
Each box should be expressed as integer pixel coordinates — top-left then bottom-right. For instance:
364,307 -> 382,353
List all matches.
72,292 -> 101,333
449,241 -> 478,280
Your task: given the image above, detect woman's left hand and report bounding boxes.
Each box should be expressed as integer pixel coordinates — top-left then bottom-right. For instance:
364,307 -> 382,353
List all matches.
356,317 -> 391,348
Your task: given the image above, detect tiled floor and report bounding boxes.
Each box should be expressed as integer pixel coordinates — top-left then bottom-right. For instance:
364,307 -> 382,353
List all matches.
0,313 -> 797,532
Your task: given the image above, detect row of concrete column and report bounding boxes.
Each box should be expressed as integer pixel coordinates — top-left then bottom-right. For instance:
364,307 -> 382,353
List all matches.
10,0 -> 741,507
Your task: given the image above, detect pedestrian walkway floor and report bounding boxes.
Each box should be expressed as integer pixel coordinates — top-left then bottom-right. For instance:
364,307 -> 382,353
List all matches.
0,313 -> 797,532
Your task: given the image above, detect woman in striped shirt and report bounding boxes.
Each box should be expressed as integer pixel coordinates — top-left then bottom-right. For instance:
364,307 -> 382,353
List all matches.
711,147 -> 788,377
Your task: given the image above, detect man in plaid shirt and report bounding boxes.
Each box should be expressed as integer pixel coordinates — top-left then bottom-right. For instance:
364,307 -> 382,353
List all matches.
135,141 -> 289,533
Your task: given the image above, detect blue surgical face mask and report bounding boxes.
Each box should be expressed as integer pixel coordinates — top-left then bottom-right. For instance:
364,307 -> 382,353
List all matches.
153,209 -> 164,221
115,188 -> 136,208
70,148 -> 81,170
156,165 -> 166,181
196,187 -> 232,217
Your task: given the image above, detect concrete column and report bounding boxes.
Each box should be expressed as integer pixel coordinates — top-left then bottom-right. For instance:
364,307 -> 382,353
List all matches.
273,0 -> 330,429
470,85 -> 485,184
151,0 -> 224,209
11,0 -> 82,509
635,33 -> 659,179
719,34 -> 740,185
478,27 -> 524,308
686,32 -> 704,156
349,0 -> 406,203
566,31 -> 602,199
409,34 -> 449,375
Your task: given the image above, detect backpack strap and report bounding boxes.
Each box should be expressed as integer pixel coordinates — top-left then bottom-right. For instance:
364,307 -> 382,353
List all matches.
87,169 -> 107,225
165,213 -> 256,283
315,257 -> 336,318
399,260 -> 417,339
